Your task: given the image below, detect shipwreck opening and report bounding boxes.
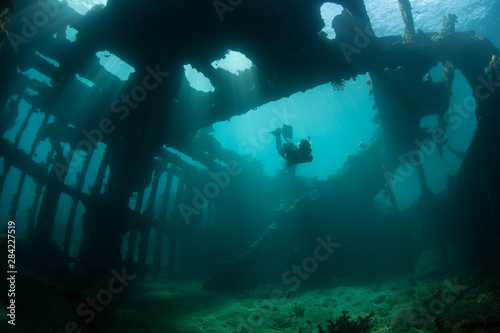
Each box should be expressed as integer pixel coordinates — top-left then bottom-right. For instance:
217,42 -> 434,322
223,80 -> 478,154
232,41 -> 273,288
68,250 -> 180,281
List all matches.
65,25 -> 78,42
183,64 -> 215,93
96,50 -> 135,81
66,0 -> 108,16
320,2 -> 344,39
212,75 -> 379,180
210,50 -> 254,75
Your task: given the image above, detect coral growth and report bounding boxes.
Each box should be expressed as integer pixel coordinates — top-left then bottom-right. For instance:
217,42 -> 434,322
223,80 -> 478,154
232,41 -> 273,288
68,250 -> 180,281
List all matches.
299,310 -> 375,333
331,80 -> 345,91
390,306 -> 418,332
0,7 -> 9,49
452,315 -> 500,333
292,302 -> 306,318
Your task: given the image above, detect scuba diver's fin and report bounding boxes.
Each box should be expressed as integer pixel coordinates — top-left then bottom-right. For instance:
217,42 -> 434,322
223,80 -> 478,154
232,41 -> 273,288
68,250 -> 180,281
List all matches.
282,124 -> 293,142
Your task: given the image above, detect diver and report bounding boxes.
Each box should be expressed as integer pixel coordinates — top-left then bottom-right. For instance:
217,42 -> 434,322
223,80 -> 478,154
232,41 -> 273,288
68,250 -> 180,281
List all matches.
269,124 -> 313,168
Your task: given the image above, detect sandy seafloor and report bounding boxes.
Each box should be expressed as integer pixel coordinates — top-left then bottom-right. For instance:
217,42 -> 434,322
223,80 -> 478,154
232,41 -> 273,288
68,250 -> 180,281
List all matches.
99,273 -> 496,333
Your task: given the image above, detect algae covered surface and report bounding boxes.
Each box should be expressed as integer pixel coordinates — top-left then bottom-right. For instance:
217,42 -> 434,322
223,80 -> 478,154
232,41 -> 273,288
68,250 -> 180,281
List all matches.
104,274 -> 475,333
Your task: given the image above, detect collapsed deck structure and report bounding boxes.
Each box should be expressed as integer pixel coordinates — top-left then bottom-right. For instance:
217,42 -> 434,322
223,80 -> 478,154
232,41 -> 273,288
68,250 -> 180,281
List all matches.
0,0 -> 499,331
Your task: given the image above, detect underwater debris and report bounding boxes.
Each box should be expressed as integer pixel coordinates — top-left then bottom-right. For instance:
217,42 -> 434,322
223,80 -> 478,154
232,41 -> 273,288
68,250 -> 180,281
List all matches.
299,310 -> 375,333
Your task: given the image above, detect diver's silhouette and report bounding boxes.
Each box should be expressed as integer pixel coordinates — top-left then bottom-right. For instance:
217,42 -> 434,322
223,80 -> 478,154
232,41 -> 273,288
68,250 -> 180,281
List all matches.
270,124 -> 313,168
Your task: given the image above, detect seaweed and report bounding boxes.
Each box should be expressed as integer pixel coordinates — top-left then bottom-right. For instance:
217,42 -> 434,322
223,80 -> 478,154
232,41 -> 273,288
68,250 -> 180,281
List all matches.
300,310 -> 375,333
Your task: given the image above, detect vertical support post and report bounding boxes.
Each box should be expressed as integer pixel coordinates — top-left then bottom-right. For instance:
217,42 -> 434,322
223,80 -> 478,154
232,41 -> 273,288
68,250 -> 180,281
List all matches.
13,106 -> 34,146
9,174 -> 26,221
137,164 -> 162,277
34,120 -> 69,242
8,106 -> 36,220
0,163 -> 11,197
27,143 -> 56,236
442,61 -> 455,91
91,147 -> 110,198
124,189 -> 144,273
144,164 -> 162,216
35,148 -> 65,242
63,148 -> 94,255
416,163 -> 431,197
0,96 -> 22,137
167,176 -> 184,277
398,0 -> 415,38
21,114 -> 50,234
152,169 -> 173,278
388,187 -> 399,213
26,183 -> 42,235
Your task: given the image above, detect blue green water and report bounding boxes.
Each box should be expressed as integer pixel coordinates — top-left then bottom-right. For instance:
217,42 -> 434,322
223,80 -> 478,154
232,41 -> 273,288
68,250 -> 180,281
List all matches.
1,0 -> 499,245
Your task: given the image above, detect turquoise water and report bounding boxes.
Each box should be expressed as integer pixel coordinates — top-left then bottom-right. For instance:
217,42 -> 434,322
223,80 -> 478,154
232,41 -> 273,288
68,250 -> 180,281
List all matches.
1,0 -> 499,241
1,2 -> 500,332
